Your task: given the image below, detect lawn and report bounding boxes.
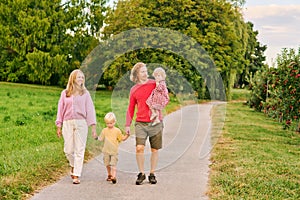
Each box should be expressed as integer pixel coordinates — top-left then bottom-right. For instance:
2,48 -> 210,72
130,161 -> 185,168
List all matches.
0,82 -> 179,200
208,90 -> 300,199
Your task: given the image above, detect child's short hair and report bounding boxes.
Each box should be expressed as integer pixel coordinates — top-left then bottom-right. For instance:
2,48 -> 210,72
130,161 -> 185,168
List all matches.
104,112 -> 116,123
153,67 -> 166,80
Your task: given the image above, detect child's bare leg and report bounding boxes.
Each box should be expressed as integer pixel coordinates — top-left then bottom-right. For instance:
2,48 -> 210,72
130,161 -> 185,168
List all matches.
150,108 -> 157,120
152,109 -> 161,125
111,165 -> 117,184
106,165 -> 112,181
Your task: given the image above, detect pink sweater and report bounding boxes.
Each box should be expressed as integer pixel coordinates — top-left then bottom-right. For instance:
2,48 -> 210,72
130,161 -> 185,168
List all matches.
55,90 -> 96,127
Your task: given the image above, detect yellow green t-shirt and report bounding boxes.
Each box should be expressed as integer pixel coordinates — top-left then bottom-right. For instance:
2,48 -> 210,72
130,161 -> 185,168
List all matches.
99,127 -> 123,155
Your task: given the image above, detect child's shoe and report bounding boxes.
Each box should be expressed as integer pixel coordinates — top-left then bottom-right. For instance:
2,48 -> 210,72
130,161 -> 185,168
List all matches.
111,177 -> 117,184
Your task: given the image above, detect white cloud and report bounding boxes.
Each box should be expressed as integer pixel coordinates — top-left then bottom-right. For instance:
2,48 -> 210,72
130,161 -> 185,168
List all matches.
243,5 -> 300,19
242,4 -> 300,65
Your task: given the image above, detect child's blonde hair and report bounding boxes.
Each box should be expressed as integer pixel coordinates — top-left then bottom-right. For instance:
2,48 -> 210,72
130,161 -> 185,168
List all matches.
104,112 -> 116,123
153,67 -> 166,80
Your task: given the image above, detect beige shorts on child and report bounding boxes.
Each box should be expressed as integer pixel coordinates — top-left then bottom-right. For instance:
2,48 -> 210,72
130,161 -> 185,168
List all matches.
103,153 -> 118,166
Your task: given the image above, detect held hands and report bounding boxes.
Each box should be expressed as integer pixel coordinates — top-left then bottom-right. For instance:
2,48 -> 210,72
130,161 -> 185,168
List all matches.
92,131 -> 98,140
125,126 -> 131,136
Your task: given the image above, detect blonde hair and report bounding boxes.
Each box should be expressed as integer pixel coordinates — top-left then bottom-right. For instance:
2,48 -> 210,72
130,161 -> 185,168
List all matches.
66,69 -> 86,97
153,67 -> 166,80
104,112 -> 116,123
130,62 -> 146,83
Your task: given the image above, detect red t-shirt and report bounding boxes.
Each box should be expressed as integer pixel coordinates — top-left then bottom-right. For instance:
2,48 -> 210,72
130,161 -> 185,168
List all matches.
126,79 -> 160,126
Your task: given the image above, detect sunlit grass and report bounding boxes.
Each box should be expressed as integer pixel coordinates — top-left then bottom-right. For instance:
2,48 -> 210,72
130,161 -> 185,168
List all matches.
0,82 -> 180,200
208,100 -> 300,199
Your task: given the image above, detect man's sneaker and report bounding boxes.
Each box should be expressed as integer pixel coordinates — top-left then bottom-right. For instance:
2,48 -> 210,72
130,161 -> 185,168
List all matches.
148,173 -> 157,184
136,173 -> 146,185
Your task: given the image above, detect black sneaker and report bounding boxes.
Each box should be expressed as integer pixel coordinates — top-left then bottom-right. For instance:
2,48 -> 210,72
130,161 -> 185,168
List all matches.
136,173 -> 146,185
148,173 -> 157,184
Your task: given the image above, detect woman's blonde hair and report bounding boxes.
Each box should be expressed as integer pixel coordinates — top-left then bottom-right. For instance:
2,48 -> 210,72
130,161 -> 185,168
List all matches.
104,112 -> 116,123
130,62 -> 146,83
153,67 -> 166,80
66,69 -> 86,97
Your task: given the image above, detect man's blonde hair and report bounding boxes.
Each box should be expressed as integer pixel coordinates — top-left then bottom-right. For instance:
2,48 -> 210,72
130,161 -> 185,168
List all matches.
130,62 -> 146,83
104,112 -> 116,123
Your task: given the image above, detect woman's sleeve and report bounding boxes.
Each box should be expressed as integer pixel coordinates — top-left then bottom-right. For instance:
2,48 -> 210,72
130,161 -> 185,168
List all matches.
85,91 -> 97,126
55,91 -> 64,127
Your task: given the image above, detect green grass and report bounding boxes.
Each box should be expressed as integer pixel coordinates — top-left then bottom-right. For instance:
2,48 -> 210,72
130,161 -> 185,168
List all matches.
230,88 -> 250,101
1,83 -> 299,199
209,100 -> 300,199
0,82 -> 179,200
0,83 -> 66,200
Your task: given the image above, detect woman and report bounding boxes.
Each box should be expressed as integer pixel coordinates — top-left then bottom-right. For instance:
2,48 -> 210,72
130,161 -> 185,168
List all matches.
56,69 -> 97,184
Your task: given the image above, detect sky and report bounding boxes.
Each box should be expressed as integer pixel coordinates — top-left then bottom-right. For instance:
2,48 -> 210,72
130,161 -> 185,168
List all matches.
243,0 -> 300,66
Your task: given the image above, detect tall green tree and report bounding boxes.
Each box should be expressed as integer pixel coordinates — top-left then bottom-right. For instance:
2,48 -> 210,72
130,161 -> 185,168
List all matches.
235,22 -> 267,88
102,0 -> 257,100
0,0 -> 107,86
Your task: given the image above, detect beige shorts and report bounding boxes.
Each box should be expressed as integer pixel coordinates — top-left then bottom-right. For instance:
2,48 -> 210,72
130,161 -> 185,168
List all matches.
135,122 -> 163,149
103,153 -> 118,166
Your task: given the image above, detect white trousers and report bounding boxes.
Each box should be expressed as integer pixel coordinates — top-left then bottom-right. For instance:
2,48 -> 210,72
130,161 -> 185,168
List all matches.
62,119 -> 88,177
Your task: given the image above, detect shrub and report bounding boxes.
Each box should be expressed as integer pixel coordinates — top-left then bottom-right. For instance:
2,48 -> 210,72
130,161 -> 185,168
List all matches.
248,48 -> 300,130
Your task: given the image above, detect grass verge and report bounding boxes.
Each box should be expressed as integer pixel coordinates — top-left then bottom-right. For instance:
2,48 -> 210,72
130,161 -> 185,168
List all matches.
208,101 -> 300,199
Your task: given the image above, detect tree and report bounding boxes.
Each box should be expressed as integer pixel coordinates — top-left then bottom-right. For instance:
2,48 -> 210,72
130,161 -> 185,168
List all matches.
248,48 -> 300,130
235,22 -> 267,88
226,0 -> 246,7
0,0 -> 107,86
101,0 -> 258,100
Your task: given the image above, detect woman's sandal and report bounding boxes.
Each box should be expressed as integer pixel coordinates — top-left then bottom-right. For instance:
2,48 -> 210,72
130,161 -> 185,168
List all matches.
73,176 -> 80,184
106,175 -> 112,181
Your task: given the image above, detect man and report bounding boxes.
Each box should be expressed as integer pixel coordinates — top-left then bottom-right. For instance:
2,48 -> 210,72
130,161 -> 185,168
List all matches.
125,62 -> 169,185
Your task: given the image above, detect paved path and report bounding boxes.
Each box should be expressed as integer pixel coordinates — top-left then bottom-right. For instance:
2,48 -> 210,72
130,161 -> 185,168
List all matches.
31,103 -> 218,200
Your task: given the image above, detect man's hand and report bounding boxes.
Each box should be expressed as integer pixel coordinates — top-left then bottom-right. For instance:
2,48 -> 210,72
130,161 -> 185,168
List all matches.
125,126 -> 131,135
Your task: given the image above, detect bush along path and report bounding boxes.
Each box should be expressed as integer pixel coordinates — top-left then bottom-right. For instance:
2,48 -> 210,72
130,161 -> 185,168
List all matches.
248,48 -> 300,131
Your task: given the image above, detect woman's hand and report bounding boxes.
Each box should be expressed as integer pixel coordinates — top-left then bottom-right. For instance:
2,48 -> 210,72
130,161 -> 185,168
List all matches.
91,125 -> 97,138
56,127 -> 62,138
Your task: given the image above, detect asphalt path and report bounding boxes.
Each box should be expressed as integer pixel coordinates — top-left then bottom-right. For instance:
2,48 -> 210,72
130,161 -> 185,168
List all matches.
31,103 -> 219,200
